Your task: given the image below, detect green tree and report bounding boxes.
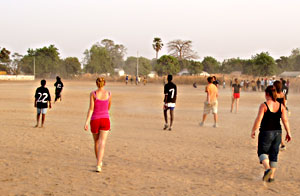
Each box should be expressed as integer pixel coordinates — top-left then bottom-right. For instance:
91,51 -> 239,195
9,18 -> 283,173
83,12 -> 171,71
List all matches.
60,57 -> 81,77
152,37 -> 163,59
221,58 -> 244,73
100,39 -> 126,68
276,56 -> 292,73
83,45 -> 113,74
202,56 -> 220,73
187,60 -> 203,74
251,52 -> 276,76
155,55 -> 180,76
124,56 -> 151,75
0,47 -> 11,71
20,45 -> 61,77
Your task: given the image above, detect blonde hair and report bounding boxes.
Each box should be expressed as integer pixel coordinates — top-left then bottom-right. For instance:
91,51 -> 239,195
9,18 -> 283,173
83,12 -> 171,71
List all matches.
96,77 -> 105,88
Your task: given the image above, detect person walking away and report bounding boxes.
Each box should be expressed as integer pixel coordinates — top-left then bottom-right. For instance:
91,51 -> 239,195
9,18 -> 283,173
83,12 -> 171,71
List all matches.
274,80 -> 288,151
34,79 -> 51,128
231,78 -> 241,113
84,77 -> 112,172
125,75 -> 129,85
200,76 -> 218,128
251,86 -> 291,182
54,76 -> 64,102
163,75 -> 177,131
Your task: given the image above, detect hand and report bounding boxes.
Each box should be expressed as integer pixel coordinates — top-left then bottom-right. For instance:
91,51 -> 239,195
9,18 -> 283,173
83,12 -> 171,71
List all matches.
49,103 -> 52,109
34,103 -> 37,108
285,133 -> 292,142
163,104 -> 167,110
84,123 -> 89,131
251,131 -> 256,139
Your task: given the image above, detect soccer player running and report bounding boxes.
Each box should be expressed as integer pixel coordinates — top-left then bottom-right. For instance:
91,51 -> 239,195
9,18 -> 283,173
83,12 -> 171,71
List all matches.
34,79 -> 51,128
163,75 -> 177,131
200,76 -> 218,128
231,78 -> 241,113
251,86 -> 291,182
54,76 -> 64,102
84,77 -> 112,172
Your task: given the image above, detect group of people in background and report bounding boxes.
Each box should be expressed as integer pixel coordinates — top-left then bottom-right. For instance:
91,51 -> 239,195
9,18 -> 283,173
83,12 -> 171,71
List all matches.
125,75 -> 147,85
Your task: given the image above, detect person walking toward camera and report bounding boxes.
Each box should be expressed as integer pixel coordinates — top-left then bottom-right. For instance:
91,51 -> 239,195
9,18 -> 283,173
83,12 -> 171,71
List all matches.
200,76 -> 218,128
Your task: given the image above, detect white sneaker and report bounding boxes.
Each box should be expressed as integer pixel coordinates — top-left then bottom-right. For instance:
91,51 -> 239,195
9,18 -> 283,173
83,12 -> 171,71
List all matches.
96,162 -> 103,172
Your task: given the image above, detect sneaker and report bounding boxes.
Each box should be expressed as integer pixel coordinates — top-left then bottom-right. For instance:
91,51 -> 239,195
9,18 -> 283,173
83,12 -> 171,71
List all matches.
262,169 -> 272,182
280,145 -> 286,151
96,166 -> 102,172
199,122 -> 204,127
268,178 -> 275,183
163,124 -> 168,130
213,124 -> 218,128
168,127 -> 172,131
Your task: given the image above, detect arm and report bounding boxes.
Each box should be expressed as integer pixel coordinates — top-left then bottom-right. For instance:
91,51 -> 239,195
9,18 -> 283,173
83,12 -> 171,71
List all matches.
34,90 -> 38,107
281,104 -> 292,142
251,104 -> 265,138
84,92 -> 95,131
47,89 -> 52,109
108,93 -> 112,110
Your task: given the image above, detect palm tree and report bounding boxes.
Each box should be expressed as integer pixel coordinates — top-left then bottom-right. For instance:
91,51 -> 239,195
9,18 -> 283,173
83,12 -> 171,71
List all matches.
152,37 -> 163,59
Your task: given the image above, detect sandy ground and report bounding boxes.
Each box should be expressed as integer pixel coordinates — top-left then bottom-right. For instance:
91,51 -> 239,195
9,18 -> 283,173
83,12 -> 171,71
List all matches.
0,80 -> 299,196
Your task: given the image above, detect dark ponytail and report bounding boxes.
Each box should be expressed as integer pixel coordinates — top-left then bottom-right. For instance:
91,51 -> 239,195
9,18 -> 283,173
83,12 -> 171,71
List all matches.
265,85 -> 277,101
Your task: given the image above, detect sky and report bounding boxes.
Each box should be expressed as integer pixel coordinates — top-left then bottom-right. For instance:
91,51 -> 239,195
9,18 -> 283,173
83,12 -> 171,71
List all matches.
1,0 -> 300,62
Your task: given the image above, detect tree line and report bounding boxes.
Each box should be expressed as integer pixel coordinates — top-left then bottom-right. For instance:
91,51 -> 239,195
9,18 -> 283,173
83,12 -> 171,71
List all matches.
1,38 -> 300,78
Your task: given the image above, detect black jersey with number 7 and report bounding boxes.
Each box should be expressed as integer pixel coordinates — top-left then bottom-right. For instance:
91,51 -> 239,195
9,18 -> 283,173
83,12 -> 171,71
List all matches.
164,82 -> 177,103
35,86 -> 51,108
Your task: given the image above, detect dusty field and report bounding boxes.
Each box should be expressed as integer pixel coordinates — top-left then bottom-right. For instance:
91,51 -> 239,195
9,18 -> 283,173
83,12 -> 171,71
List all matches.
0,80 -> 299,196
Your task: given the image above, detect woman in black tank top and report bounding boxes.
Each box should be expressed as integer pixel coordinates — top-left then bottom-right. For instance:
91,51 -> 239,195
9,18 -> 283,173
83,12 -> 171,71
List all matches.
251,86 -> 291,182
273,80 -> 287,150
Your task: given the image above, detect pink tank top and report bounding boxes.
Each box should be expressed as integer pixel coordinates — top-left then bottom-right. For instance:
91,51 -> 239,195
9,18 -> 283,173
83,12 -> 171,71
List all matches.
91,91 -> 110,120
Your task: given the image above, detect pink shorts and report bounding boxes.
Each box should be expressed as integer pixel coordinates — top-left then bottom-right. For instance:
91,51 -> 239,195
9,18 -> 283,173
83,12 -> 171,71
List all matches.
90,118 -> 110,134
233,93 -> 240,99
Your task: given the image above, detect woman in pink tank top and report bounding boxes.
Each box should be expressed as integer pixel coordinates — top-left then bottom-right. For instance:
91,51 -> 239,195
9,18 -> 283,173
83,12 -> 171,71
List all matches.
84,77 -> 111,172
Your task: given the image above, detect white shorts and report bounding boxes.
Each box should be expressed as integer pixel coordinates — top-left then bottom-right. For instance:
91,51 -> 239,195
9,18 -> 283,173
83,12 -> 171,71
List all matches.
37,108 -> 47,114
203,101 -> 218,114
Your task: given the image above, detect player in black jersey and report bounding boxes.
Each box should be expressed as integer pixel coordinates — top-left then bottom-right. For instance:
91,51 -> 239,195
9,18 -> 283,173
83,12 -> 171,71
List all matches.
34,79 -> 51,128
54,76 -> 64,102
163,75 -> 177,131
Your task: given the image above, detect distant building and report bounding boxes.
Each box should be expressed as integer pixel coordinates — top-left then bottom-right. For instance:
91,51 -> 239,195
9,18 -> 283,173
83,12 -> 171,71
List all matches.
199,71 -> 210,76
114,68 -> 125,76
230,71 -> 242,76
177,68 -> 190,76
148,71 -> 158,78
279,71 -> 300,78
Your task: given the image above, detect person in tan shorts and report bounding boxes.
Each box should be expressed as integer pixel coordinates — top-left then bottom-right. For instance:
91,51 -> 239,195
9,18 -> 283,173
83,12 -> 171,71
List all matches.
200,76 -> 218,128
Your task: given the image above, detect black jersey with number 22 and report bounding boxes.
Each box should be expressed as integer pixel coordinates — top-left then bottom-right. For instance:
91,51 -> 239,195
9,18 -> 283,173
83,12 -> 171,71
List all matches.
164,82 -> 177,103
35,87 -> 51,108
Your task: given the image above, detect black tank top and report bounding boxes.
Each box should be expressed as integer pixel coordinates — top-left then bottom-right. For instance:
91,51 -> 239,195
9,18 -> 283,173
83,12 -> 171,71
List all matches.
259,102 -> 282,131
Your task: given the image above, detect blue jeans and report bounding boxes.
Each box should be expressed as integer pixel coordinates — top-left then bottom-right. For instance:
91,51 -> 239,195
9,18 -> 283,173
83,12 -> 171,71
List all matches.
258,130 -> 281,165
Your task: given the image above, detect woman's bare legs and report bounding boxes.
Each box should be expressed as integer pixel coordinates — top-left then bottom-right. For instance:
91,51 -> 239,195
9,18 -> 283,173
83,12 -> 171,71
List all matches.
236,98 -> 239,113
231,97 -> 234,112
93,131 -> 109,166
